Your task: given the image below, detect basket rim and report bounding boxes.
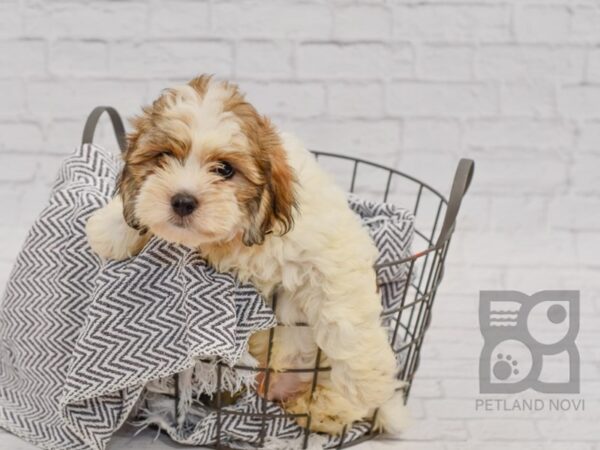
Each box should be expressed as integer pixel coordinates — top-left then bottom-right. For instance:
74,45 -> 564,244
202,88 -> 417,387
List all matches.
310,150 -> 449,205
310,149 -> 450,267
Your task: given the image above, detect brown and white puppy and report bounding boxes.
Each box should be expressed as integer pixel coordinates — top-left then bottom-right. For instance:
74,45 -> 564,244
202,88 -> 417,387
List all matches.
86,75 -> 407,434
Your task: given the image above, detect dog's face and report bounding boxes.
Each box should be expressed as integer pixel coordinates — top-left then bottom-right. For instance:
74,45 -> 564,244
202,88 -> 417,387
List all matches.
118,76 -> 296,248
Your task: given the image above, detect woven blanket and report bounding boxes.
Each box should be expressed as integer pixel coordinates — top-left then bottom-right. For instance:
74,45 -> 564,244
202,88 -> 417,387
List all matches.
0,144 -> 414,450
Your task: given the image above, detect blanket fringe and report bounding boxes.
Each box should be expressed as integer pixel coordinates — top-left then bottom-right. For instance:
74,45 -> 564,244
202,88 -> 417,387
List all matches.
191,352 -> 258,398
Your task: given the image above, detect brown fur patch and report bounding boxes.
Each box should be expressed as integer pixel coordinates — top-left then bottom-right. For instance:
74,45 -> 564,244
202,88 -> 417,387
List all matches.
118,84 -> 199,230
188,74 -> 212,98
213,81 -> 297,245
240,118 -> 297,246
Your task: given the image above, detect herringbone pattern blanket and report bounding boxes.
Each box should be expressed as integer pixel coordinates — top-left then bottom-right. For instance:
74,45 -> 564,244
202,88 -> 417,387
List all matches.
0,144 -> 413,450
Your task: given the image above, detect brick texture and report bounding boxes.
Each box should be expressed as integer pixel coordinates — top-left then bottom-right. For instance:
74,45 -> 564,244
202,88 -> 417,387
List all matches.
0,1 -> 599,449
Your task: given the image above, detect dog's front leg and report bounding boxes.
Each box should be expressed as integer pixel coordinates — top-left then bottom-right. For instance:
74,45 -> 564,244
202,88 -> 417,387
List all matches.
86,196 -> 149,260
287,276 -> 399,434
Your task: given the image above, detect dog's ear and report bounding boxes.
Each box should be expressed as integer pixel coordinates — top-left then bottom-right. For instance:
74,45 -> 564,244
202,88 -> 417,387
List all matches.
115,122 -> 147,234
242,118 -> 296,246
115,162 -> 143,232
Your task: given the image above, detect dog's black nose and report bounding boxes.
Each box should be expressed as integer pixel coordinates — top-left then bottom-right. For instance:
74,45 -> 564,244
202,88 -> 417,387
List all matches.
171,193 -> 198,217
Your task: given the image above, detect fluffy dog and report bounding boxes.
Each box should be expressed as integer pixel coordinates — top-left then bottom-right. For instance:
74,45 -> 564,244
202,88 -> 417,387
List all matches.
86,75 -> 407,434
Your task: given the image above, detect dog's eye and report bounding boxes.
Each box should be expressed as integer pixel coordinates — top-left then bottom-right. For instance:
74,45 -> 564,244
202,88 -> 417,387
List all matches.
213,161 -> 235,179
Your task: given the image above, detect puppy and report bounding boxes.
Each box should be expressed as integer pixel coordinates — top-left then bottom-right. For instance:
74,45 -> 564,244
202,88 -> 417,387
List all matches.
86,75 -> 406,434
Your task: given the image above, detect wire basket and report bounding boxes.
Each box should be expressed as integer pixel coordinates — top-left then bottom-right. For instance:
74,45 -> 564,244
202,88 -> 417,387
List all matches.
163,151 -> 475,449
80,107 -> 474,448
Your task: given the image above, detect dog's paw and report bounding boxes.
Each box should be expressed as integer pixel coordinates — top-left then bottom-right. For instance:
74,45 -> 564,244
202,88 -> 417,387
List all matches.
257,371 -> 310,402
285,385 -> 368,435
86,197 -> 148,260
373,388 -> 410,434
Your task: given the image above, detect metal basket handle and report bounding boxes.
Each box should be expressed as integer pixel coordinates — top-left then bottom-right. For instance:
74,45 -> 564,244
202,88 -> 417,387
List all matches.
81,106 -> 127,153
434,158 -> 475,249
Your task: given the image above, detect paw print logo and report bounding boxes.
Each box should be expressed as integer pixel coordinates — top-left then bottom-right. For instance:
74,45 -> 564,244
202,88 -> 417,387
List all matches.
493,353 -> 518,380
485,338 -> 531,386
479,291 -> 579,394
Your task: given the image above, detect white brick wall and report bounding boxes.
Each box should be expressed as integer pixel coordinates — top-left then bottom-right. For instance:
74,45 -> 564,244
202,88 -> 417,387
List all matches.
0,1 -> 599,449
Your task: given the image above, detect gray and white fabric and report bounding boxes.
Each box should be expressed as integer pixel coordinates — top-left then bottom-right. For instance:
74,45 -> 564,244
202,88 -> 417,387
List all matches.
139,389 -> 373,449
348,195 -> 415,315
0,143 -> 414,450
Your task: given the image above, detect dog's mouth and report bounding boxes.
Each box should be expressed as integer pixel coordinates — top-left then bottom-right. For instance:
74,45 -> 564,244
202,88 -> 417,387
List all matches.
170,216 -> 191,228
163,217 -> 219,242
146,211 -> 231,247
